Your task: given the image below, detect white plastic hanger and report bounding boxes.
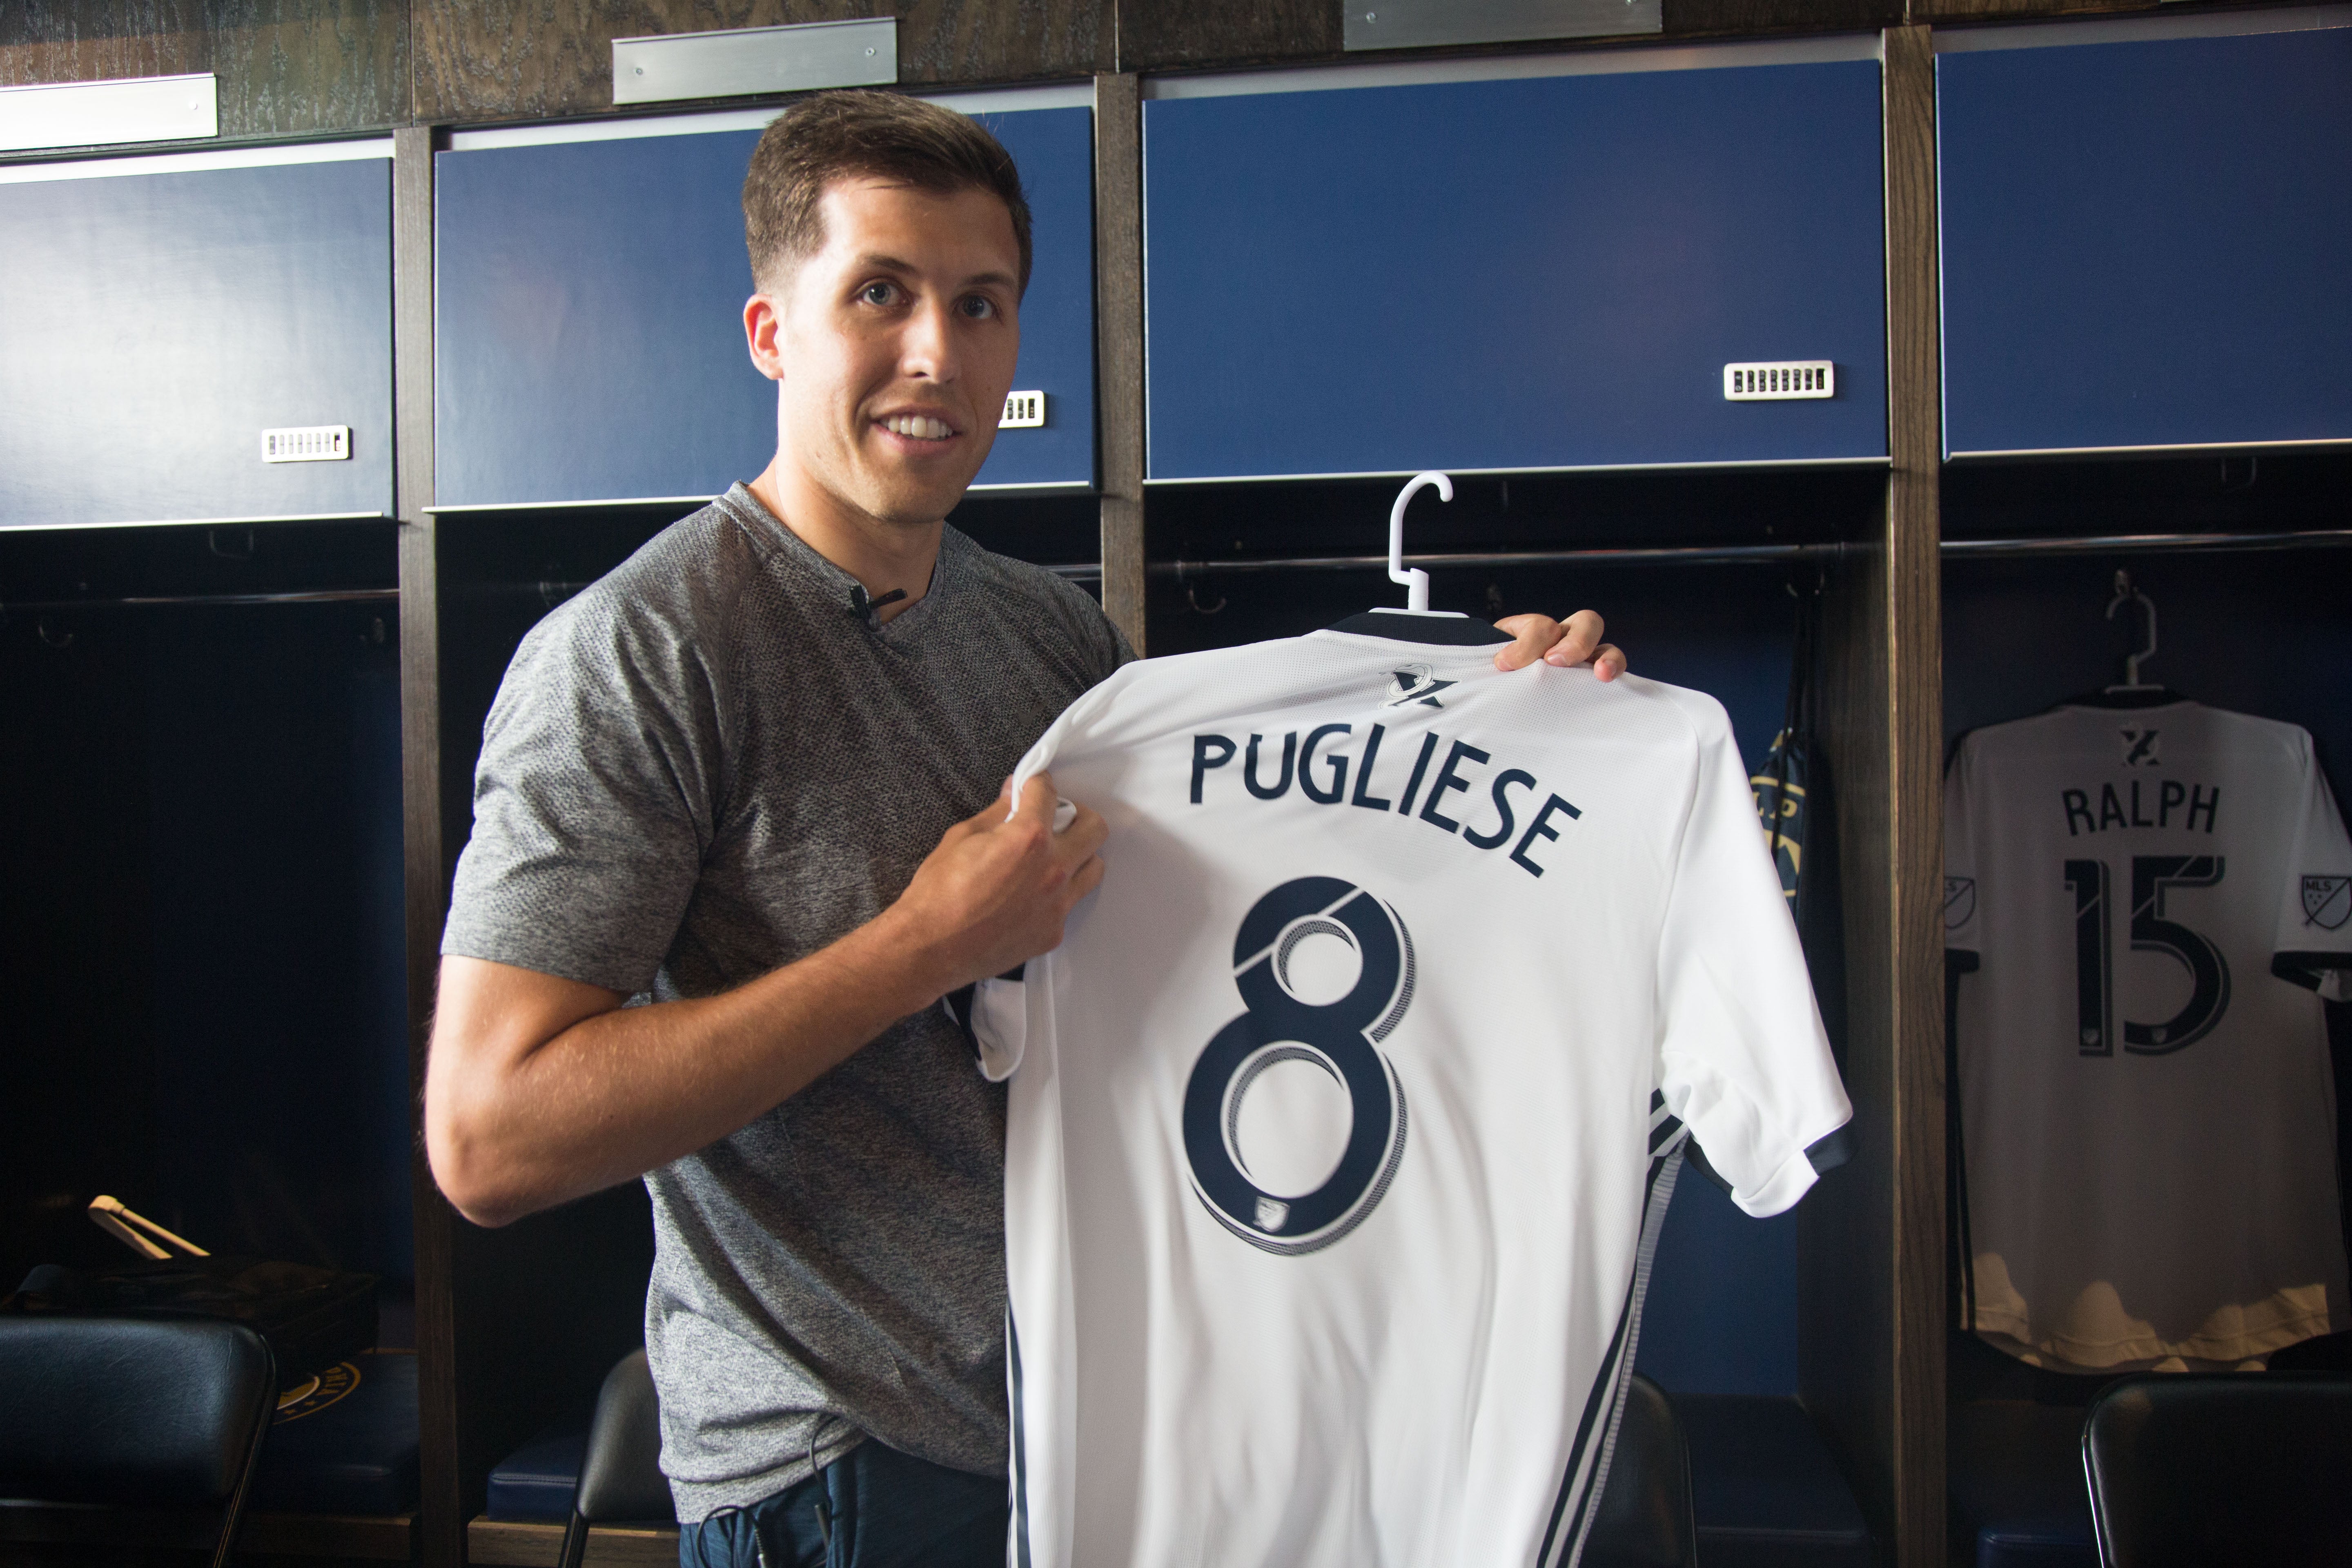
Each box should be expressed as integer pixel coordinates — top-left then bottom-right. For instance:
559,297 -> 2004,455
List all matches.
2104,569 -> 2163,692
1387,471 -> 1453,612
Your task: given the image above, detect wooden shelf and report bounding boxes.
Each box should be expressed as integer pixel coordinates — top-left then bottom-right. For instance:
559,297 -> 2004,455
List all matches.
468,1517 -> 680,1567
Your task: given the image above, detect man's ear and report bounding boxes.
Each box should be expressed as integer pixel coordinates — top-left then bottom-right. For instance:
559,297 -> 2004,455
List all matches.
743,294 -> 786,383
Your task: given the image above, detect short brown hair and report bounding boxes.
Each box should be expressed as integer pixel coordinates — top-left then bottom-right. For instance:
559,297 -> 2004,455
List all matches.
742,90 -> 1032,296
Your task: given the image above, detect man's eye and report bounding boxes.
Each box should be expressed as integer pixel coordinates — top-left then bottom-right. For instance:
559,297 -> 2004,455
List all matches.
860,282 -> 898,306
959,296 -> 996,320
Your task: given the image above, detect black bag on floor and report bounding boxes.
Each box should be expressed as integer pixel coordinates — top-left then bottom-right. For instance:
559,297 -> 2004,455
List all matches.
3,1256 -> 378,1386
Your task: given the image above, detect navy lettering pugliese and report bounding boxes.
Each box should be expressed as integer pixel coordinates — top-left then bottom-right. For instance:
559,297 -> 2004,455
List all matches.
1191,721 -> 1581,879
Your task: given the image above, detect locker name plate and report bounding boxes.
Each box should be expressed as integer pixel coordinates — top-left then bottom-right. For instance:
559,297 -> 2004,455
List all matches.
261,425 -> 352,462
1000,391 -> 1046,429
1724,362 -> 1834,401
613,18 -> 896,107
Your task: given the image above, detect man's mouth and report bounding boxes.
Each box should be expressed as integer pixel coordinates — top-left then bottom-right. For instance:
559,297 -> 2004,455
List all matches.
880,414 -> 956,441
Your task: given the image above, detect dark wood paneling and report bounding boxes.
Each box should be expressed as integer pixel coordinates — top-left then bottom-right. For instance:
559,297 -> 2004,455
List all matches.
1111,0 -> 1334,72
0,1 -> 405,143
1915,0 -> 2282,16
1111,0 -> 1893,75
1802,22 -> 1944,1568
1092,71 -> 1143,651
1805,457 -> 1899,1560
1880,23 -> 1948,1568
393,122 -> 462,1568
1911,0 -> 2151,18
411,0 -> 1110,125
1662,0 -> 1901,39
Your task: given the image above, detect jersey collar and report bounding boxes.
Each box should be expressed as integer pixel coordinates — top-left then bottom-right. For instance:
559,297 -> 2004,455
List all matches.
1325,610 -> 1510,648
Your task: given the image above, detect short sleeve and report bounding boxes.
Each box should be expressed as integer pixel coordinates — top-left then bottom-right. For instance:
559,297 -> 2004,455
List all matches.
2271,733 -> 2352,1002
1654,697 -> 1853,1218
1943,737 -> 1983,964
441,586 -> 725,994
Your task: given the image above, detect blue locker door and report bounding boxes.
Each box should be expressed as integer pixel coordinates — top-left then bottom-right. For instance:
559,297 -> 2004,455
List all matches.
434,105 -> 1095,509
0,156 -> 394,529
1143,59 -> 1888,481
1938,24 -> 2352,457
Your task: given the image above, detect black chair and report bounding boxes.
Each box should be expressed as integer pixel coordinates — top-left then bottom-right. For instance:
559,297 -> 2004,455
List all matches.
1584,1373 -> 1698,1568
0,1316 -> 277,1568
2082,1371 -> 2352,1567
556,1348 -> 675,1568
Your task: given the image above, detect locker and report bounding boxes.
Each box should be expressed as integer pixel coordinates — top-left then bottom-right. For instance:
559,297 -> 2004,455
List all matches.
0,151 -> 394,529
1142,48 -> 1888,482
434,101 -> 1096,508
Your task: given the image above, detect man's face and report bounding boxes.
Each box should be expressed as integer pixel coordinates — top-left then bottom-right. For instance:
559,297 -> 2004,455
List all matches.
749,177 -> 1022,530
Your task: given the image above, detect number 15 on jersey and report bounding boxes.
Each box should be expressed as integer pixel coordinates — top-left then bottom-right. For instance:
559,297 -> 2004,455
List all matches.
2062,854 -> 2230,1057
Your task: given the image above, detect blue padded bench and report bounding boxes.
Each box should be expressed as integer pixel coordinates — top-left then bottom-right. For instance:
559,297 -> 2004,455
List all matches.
1949,1401 -> 2097,1568
488,1422 -> 589,1522
247,1350 -> 419,1516
1671,1394 -> 1873,1568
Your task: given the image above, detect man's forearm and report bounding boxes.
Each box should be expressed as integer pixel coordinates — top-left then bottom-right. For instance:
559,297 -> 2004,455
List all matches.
428,774 -> 1105,1228
426,907 -> 953,1227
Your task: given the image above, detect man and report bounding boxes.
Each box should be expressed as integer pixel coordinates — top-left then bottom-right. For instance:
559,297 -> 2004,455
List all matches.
424,91 -> 1625,1568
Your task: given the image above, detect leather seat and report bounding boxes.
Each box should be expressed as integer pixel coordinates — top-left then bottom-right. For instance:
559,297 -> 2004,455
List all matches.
557,1348 -> 674,1568
2082,1372 -> 2352,1567
0,1316 -> 277,1568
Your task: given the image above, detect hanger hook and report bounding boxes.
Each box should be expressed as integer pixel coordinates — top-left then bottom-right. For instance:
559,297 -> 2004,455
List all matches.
2103,569 -> 2158,688
1173,559 -> 1225,616
1389,471 -> 1451,613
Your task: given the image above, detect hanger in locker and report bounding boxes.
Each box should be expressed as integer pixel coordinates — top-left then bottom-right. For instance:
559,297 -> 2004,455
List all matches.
1386,471 -> 1453,612
2104,570 -> 2164,693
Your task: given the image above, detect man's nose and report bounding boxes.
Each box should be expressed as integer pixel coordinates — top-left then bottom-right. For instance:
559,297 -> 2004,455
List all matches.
898,297 -> 960,381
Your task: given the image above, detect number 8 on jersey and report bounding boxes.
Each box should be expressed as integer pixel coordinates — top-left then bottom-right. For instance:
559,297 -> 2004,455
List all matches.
1182,877 -> 1415,1256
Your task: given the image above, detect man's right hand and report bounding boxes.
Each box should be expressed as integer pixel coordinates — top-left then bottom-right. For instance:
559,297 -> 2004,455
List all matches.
883,773 -> 1107,993
424,771 -> 1106,1229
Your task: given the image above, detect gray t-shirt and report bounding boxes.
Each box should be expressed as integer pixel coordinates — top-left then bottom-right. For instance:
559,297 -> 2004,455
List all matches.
441,484 -> 1129,1520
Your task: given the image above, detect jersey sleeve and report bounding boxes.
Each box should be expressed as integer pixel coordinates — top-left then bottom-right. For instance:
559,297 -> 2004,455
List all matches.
1942,737 -> 1983,970
1654,695 -> 1853,1218
2271,731 -> 2352,1002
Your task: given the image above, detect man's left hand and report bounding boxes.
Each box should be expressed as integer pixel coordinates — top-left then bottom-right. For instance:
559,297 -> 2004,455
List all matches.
1492,611 -> 1626,681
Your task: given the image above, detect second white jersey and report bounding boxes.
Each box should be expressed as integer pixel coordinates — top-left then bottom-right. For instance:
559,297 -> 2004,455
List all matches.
1947,697 -> 2352,1370
972,611 -> 1850,1568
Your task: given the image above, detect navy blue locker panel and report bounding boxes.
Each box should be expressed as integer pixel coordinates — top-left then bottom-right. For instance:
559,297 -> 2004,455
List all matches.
1939,24 -> 2352,457
1143,59 -> 1887,481
435,105 -> 1095,508
0,156 -> 394,528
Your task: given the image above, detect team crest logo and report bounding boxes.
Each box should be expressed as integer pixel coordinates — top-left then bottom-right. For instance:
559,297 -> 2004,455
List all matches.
2118,727 -> 2161,767
1382,664 -> 1454,709
276,1359 -> 360,1423
1944,877 -> 1976,931
2303,876 -> 2352,931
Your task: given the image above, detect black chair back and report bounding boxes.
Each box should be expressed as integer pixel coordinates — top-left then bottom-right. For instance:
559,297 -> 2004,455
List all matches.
2083,1371 -> 2352,1567
0,1316 -> 277,1568
1583,1373 -> 1698,1568
557,1348 -> 673,1568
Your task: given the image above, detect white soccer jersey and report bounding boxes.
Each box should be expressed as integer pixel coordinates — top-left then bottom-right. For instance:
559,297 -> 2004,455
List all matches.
1946,697 -> 2352,1372
969,610 -> 1850,1568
